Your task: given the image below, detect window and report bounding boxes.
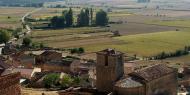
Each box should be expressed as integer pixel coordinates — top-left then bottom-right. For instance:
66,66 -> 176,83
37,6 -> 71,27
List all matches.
105,55 -> 108,66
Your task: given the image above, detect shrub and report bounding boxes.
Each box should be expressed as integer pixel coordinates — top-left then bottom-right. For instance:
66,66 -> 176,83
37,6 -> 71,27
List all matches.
43,73 -> 60,88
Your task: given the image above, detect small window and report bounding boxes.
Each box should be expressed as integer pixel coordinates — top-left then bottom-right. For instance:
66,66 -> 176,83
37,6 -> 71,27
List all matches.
105,55 -> 108,66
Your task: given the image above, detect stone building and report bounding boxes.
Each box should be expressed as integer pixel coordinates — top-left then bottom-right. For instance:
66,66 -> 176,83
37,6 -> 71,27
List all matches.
0,60 -> 21,95
96,49 -> 124,93
96,49 -> 177,95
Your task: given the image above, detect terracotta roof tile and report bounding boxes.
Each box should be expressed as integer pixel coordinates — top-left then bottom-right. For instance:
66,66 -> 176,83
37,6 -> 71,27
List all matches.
129,64 -> 175,82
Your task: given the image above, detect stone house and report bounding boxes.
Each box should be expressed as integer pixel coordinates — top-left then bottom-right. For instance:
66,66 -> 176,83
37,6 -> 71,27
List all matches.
0,60 -> 21,95
10,52 -> 36,68
35,50 -> 62,64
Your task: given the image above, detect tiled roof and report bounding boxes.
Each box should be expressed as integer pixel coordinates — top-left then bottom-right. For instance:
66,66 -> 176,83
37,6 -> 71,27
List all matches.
129,64 -> 175,82
0,60 -> 11,69
41,51 -> 60,57
115,77 -> 143,88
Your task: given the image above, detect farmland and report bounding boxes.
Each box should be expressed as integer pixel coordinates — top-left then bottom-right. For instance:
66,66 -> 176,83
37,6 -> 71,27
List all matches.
0,7 -> 35,29
28,7 -> 190,58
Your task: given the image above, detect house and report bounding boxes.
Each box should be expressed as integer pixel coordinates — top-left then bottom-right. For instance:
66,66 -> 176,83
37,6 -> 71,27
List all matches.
2,43 -> 17,55
36,50 -> 62,64
0,60 -> 21,95
11,52 -> 36,68
11,68 -> 41,80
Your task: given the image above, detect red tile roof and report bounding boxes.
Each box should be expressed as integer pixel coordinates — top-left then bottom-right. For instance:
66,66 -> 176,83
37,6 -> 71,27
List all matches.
129,64 -> 175,82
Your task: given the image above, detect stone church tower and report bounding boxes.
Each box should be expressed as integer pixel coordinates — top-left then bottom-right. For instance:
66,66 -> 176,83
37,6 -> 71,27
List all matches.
96,49 -> 124,92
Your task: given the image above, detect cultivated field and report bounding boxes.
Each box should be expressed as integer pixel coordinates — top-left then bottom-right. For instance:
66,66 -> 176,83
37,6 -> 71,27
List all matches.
0,7 -> 35,29
30,7 -> 190,58
83,30 -> 190,57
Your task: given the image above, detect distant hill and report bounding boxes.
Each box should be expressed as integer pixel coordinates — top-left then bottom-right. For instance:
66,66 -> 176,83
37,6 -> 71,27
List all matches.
0,0 -> 64,7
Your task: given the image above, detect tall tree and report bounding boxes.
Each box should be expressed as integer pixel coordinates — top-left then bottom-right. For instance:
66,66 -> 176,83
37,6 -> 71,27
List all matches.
50,16 -> 65,29
77,9 -> 85,27
0,30 -> 10,44
90,8 -> 93,25
96,10 -> 108,26
84,8 -> 90,26
65,8 -> 73,27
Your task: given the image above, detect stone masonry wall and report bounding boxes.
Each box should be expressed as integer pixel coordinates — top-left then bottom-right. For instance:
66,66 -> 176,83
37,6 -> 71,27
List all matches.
0,72 -> 21,95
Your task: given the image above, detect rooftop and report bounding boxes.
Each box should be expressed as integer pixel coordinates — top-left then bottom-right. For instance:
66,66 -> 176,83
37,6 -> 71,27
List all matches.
115,77 -> 143,88
129,64 -> 175,82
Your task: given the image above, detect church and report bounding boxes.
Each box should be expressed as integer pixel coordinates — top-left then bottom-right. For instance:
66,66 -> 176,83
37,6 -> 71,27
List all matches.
96,49 -> 177,95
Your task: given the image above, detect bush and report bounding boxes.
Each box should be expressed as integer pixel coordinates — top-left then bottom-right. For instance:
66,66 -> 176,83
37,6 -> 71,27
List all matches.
153,46 -> 190,60
43,73 -> 60,88
70,47 -> 85,54
78,47 -> 84,53
22,37 -> 32,47
60,75 -> 73,88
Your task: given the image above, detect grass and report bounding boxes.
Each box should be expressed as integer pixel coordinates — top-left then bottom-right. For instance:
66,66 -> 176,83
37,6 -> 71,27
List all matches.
148,20 -> 190,28
31,27 -> 112,47
84,30 -> 190,57
0,7 -> 35,29
32,28 -> 190,57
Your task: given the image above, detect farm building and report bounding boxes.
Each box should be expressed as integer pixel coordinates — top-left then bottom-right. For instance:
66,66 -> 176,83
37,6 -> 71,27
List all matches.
96,49 -> 177,95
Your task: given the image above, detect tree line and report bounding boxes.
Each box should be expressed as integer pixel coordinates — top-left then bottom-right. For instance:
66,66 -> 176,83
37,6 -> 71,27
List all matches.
151,46 -> 190,60
50,8 -> 108,29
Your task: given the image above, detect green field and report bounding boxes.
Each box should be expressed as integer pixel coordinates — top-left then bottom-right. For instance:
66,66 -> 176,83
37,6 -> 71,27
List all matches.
84,30 -> 190,57
148,20 -> 190,28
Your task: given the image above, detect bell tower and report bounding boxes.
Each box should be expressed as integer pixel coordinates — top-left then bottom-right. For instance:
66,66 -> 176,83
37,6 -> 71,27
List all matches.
96,49 -> 124,92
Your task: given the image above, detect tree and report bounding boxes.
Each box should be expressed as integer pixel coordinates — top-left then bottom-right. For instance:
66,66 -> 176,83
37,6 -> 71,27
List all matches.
60,75 -> 73,88
77,8 -> 90,27
22,37 -> 32,47
50,16 -> 65,29
65,8 -> 73,27
84,8 -> 90,26
77,9 -> 86,27
78,47 -> 84,53
0,30 -> 11,44
43,73 -> 60,88
90,8 -> 93,25
96,10 -> 108,26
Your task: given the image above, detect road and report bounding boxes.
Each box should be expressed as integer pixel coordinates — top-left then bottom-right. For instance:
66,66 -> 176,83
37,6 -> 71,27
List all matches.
9,8 -> 42,44
22,8 -> 42,34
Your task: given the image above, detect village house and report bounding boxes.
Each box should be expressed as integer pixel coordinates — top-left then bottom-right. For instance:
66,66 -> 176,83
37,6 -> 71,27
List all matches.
2,43 -> 17,55
11,52 -> 36,68
0,60 -> 21,95
35,50 -> 90,73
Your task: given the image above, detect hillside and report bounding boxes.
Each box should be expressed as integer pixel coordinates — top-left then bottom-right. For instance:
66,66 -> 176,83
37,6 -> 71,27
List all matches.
0,0 -> 64,6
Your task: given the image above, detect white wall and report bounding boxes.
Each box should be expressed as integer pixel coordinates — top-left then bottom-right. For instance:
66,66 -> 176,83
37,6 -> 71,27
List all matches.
0,47 -> 2,55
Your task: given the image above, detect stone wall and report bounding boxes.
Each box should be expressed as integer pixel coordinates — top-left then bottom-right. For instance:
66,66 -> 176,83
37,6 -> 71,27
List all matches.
0,72 -> 21,95
146,72 -> 177,95
114,85 -> 145,95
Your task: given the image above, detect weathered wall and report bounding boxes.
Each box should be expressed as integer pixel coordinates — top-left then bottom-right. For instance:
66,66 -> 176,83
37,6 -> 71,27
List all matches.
146,72 -> 177,95
114,85 -> 145,95
96,53 -> 124,92
41,64 -> 70,73
0,72 -> 21,95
